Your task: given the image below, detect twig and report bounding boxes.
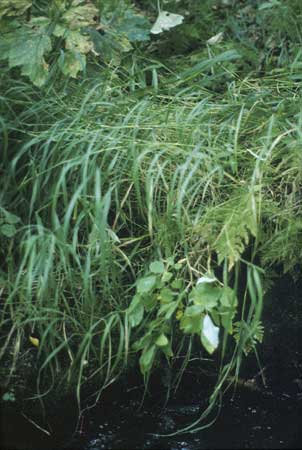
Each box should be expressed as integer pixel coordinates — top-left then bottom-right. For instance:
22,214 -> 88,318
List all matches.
21,413 -> 51,436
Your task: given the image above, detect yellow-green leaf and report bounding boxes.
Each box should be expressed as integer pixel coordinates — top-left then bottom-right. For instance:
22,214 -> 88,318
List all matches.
155,334 -> 168,347
29,336 -> 39,348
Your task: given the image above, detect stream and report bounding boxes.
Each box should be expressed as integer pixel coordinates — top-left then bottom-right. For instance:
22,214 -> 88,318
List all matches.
67,387 -> 302,449
1,278 -> 302,450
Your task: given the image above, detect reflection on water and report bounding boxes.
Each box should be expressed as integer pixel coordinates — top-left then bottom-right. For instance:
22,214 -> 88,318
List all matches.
2,279 -> 301,450
67,385 -> 302,450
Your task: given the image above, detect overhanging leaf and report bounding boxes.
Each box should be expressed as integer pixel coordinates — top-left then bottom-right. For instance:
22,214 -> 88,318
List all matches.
8,27 -> 51,86
150,260 -> 165,274
155,334 -> 169,347
128,294 -> 145,328
159,287 -> 174,303
139,345 -> 156,375
180,314 -> 201,334
137,275 -> 156,294
158,301 -> 178,319
190,283 -> 221,310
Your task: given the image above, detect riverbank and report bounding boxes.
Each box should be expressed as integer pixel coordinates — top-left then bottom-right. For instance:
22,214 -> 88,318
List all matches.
1,1 -> 302,447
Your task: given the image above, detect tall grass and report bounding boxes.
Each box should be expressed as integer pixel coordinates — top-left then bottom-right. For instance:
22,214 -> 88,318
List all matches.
1,43 -> 302,427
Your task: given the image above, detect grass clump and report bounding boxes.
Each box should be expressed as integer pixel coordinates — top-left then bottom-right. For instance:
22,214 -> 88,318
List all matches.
1,0 -> 302,432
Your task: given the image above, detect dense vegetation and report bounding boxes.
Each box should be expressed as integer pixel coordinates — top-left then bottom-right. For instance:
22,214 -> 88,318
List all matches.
1,0 -> 302,433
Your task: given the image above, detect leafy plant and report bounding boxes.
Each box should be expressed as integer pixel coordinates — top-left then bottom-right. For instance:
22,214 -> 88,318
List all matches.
0,207 -> 20,238
128,259 -> 238,376
0,0 -> 150,85
1,1 -> 302,425
233,320 -> 264,356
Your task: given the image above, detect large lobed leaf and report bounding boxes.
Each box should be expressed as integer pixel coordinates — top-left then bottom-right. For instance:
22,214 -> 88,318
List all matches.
0,0 -> 32,19
7,26 -> 51,86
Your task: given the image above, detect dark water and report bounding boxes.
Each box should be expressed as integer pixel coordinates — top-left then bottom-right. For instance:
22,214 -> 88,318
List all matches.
65,382 -> 302,450
1,278 -> 302,450
64,278 -> 302,450
2,373 -> 302,450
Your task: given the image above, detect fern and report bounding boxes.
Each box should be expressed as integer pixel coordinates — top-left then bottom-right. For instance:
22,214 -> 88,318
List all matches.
200,189 -> 259,268
233,320 -> 264,356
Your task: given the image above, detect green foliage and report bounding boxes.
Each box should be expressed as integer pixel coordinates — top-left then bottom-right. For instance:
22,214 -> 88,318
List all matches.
128,261 -> 238,376
2,391 -> 16,402
0,0 -> 150,85
0,207 -> 20,238
1,0 -> 302,428
0,0 -> 31,19
233,320 -> 264,356
200,190 -> 259,268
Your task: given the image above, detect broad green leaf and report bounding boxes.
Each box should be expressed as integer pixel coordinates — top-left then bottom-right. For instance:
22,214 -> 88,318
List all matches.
162,271 -> 173,283
161,343 -> 173,357
8,28 -> 51,86
220,287 -> 238,308
166,256 -> 174,266
60,50 -> 86,78
155,334 -> 168,347
220,307 -> 234,334
150,260 -> 165,274
129,303 -> 144,328
114,10 -> 150,42
128,294 -> 140,310
141,294 -> 157,310
171,278 -> 183,289
139,345 -> 156,375
30,17 -> 50,27
190,283 -> 221,310
184,304 -> 203,317
89,29 -> 132,63
62,2 -> 98,29
21,59 -> 49,87
0,224 -> 16,237
159,287 -> 174,303
65,31 -> 93,54
0,28 -> 14,60
158,301 -> 178,320
180,314 -> 201,334
132,333 -> 152,351
53,24 -> 67,38
137,275 -> 156,294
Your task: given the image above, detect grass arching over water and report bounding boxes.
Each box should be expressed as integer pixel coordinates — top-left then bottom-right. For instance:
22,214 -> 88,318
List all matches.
1,52 -> 302,432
